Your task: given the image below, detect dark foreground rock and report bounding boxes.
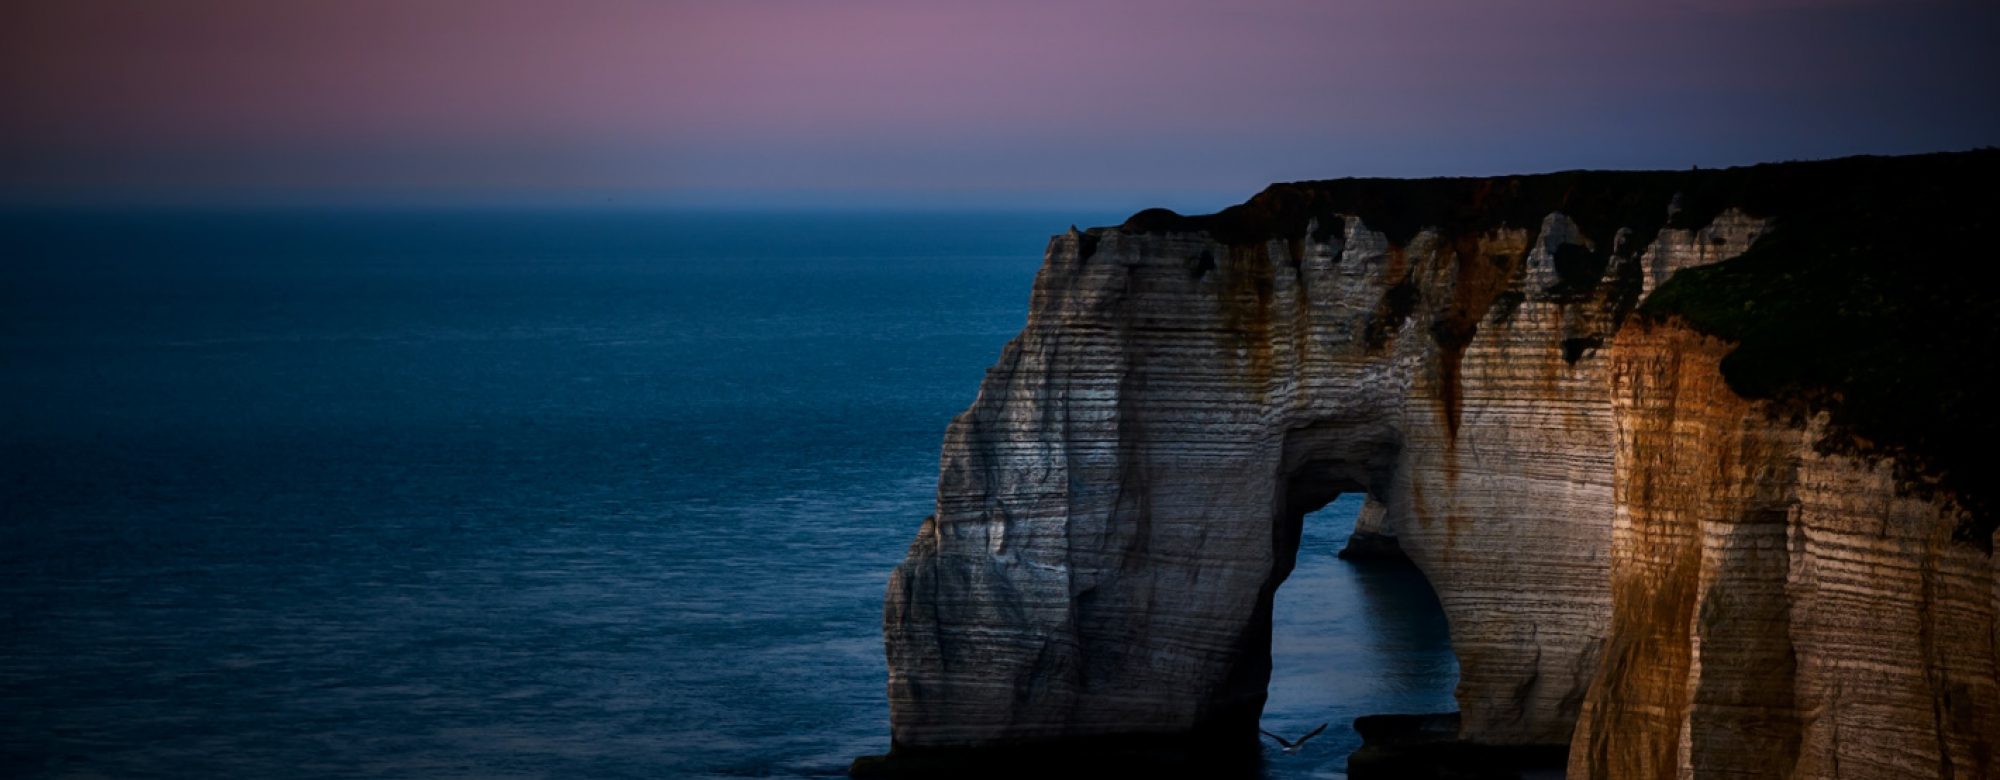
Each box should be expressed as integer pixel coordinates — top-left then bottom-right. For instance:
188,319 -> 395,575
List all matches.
1349,713 -> 1567,780
849,733 -> 1263,779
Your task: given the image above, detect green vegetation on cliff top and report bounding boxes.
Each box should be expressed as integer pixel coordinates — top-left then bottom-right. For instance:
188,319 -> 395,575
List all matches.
1119,149 -> 1999,546
1640,151 -> 1998,546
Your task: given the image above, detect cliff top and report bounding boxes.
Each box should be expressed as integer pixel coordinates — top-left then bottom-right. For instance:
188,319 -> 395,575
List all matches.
1117,149 -> 2000,547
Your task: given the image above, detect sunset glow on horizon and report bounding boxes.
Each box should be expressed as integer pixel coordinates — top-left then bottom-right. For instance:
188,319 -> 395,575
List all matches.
4,0 -> 1997,209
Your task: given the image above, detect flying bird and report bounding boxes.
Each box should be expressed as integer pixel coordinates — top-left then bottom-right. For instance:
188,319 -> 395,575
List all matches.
1259,722 -> 1329,754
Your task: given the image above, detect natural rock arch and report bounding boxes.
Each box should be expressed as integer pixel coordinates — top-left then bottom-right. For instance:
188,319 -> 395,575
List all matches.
872,154 -> 2000,778
882,198 -> 1704,756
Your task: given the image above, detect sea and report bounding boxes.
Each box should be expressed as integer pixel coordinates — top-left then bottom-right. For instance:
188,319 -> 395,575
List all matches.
0,209 -> 1457,779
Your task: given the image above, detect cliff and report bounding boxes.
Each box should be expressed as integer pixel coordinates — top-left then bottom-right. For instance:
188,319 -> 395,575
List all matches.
871,151 -> 1999,778
1570,321 -> 1998,779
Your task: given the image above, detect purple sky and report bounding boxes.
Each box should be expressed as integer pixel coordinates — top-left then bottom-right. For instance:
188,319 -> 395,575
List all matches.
4,0 -> 1996,209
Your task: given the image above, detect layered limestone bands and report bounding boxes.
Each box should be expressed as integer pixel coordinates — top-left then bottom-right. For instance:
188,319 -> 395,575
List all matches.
1571,320 -> 1999,778
885,195 -> 1764,753
879,154 -> 1999,779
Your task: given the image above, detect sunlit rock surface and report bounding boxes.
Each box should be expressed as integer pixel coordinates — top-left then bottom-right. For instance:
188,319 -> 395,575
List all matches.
1569,321 -> 1999,779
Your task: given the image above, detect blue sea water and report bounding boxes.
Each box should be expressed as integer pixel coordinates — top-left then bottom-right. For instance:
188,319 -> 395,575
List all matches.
0,209 -> 1455,779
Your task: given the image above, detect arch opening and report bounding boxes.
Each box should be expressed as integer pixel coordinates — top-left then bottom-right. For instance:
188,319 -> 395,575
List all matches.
1258,486 -> 1459,775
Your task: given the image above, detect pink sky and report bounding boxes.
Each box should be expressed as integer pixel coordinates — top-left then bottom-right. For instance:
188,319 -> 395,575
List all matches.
3,0 -> 1996,207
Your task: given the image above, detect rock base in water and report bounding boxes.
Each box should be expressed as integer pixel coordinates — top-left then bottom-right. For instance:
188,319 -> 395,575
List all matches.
1348,713 -> 1568,780
1335,530 -> 1406,561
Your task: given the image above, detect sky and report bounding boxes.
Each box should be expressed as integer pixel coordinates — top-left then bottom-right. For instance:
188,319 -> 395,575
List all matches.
3,0 -> 1997,211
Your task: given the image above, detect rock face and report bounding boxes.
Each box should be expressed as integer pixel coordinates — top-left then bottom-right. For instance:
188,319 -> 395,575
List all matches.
878,153 -> 1998,777
1570,321 -> 2000,779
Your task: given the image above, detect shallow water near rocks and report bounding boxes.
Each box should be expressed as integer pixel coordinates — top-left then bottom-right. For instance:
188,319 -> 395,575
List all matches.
2,209 -> 1456,779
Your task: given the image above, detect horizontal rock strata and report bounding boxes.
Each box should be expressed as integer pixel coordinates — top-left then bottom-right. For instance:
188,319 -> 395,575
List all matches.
1569,320 -> 1999,779
876,151 -> 1999,778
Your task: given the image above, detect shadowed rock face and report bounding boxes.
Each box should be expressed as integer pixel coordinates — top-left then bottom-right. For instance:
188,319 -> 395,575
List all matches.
878,152 -> 1998,777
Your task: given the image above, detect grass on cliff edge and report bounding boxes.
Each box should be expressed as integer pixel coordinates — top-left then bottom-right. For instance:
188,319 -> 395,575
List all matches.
1640,151 -> 1999,547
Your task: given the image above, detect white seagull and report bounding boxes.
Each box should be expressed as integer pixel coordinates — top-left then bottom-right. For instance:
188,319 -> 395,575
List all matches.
1259,722 -> 1329,754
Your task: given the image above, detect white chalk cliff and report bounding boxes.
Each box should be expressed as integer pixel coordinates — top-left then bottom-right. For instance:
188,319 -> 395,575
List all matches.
875,152 -> 1999,778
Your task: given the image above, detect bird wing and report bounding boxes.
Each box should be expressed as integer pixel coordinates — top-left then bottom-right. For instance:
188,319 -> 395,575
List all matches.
1294,722 -> 1329,746
1259,729 -> 1296,749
